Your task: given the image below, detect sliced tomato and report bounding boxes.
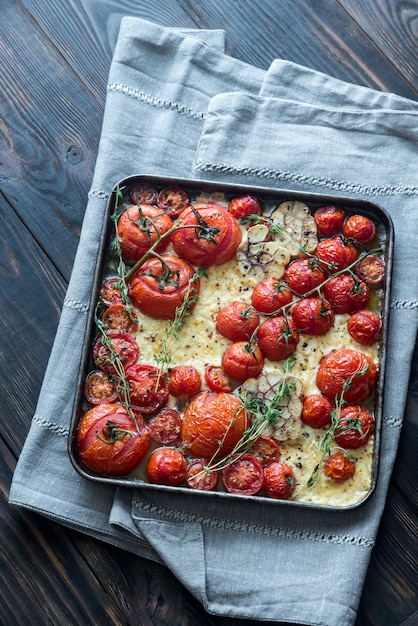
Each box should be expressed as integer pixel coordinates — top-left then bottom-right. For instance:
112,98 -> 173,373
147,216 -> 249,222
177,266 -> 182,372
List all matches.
221,453 -> 264,495
129,183 -> 158,205
354,254 -> 386,287
146,448 -> 187,486
101,303 -> 138,333
157,185 -> 190,217
125,364 -> 169,415
247,436 -> 280,467
148,408 -> 182,445
204,365 -> 233,393
186,459 -> 219,491
92,330 -> 139,375
99,277 -> 123,307
84,370 -> 118,405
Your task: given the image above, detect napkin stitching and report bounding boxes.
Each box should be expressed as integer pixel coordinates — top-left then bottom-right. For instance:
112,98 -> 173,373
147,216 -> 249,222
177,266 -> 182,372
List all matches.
88,189 -> 109,199
383,416 -> 403,428
63,298 -> 89,314
33,415 -> 69,437
390,299 -> 418,309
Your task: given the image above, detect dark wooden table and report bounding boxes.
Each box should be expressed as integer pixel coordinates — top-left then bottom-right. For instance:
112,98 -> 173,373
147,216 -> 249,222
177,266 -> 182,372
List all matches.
1,2 -> 417,625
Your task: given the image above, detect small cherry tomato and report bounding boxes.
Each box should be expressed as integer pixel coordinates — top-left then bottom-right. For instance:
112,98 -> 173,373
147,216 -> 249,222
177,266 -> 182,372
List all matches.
118,204 -> 174,263
84,370 -> 118,405
248,436 -> 280,467
347,310 -> 381,345
204,365 -> 233,393
129,183 -> 158,205
323,273 -> 370,314
292,297 -> 335,336
334,404 -> 375,449
77,403 -> 150,477
181,391 -> 248,458
186,459 -> 219,491
169,365 -> 202,398
157,186 -> 190,217
315,236 -> 359,272
92,330 -> 139,375
316,348 -> 377,403
284,259 -> 326,296
129,253 -> 200,320
301,394 -> 332,428
148,408 -> 182,445
99,277 -> 123,307
221,453 -> 264,495
251,277 -> 293,315
354,254 -> 386,287
264,462 -> 297,499
342,214 -> 376,244
313,205 -> 346,236
257,316 -> 299,361
101,303 -> 138,333
125,364 -> 169,415
146,448 -> 187,486
216,301 -> 260,341
323,452 -> 356,482
227,195 -> 261,221
222,342 -> 264,382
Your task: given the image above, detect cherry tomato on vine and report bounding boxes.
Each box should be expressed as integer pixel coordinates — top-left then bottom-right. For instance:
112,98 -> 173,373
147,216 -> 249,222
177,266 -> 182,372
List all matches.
216,301 -> 260,341
118,204 -> 174,263
186,459 -> 219,491
101,303 -> 138,333
292,297 -> 335,336
92,330 -> 139,375
247,436 -> 280,467
227,195 -> 261,221
129,183 -> 158,205
257,316 -> 299,361
283,259 -> 326,296
315,236 -> 359,272
323,452 -> 356,482
169,365 -> 202,398
222,342 -> 264,382
125,364 -> 169,415
323,273 -> 370,314
354,254 -> 386,287
99,277 -> 123,307
251,277 -> 293,315
334,404 -> 375,449
148,408 -> 182,445
347,310 -> 381,345
301,394 -> 332,428
204,365 -> 233,393
146,448 -> 187,486
263,462 -> 297,499
221,453 -> 264,495
313,205 -> 346,236
157,186 -> 190,217
84,370 -> 118,405
342,214 -> 376,244
316,348 -> 377,403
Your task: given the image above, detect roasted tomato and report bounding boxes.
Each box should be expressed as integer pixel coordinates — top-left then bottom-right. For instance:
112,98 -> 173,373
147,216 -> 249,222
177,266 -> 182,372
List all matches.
148,408 -> 182,445
84,370 -> 118,405
313,205 -> 346,236
347,310 -> 381,345
125,364 -> 169,415
334,404 -> 375,449
283,259 -> 326,296
146,448 -> 187,486
216,301 -> 260,341
342,214 -> 376,244
77,403 -> 150,477
227,195 -> 261,221
99,277 -> 123,307
221,453 -> 264,495
169,365 -> 202,398
251,277 -> 293,315
316,348 -> 377,403
129,253 -> 200,320
118,204 -> 174,263
222,342 -> 264,382
172,202 -> 242,267
247,436 -> 280,467
354,254 -> 386,287
186,459 -> 219,491
129,183 -> 158,205
323,273 -> 370,314
157,185 -> 190,217
101,303 -> 138,333
181,391 -> 248,458
257,316 -> 299,361
92,330 -> 139,375
263,462 -> 297,499
204,365 -> 233,393
301,394 -> 332,428
292,297 -> 335,336
315,236 -> 359,272
323,452 -> 356,481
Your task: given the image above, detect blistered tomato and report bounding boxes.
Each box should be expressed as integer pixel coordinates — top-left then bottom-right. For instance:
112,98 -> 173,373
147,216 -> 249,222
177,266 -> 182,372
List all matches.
257,316 -> 299,361
316,348 -> 377,403
292,297 -> 335,336
146,448 -> 187,486
251,278 -> 293,315
222,341 -> 264,382
216,301 -> 260,341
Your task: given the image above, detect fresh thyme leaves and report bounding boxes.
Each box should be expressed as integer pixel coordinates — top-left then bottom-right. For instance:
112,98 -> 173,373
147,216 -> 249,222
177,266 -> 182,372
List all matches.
96,421 -> 136,444
190,205 -> 221,244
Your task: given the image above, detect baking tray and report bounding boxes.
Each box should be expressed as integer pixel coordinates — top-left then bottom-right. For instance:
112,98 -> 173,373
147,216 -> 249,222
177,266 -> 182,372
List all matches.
68,174 -> 393,510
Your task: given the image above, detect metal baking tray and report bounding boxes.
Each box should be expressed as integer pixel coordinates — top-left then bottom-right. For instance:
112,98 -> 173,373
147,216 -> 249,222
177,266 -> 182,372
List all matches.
68,174 -> 393,510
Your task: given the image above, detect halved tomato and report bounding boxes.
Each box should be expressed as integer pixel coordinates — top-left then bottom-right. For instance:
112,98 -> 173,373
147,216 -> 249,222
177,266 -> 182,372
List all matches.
221,453 -> 264,495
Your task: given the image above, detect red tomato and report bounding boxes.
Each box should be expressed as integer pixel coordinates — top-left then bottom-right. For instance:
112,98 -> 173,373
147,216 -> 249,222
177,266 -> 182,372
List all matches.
204,365 -> 233,393
146,448 -> 187,486
342,214 -> 376,244
301,394 -> 332,428
169,365 -> 202,398
216,301 -> 260,341
292,297 -> 335,335
257,316 -> 299,361
247,436 -> 280,467
84,370 -> 118,405
186,459 -> 219,491
251,277 -> 293,314
118,204 -> 174,263
263,462 -> 297,499
99,277 -> 123,307
92,330 -> 139,375
323,273 -> 370,314
313,205 -> 346,236
315,236 -> 359,272
222,342 -> 264,382
101,303 -> 138,333
316,348 -> 377,403
129,253 -> 200,320
77,403 -> 150,477
354,254 -> 386,287
148,408 -> 182,445
125,364 -> 169,415
129,183 -> 158,205
284,259 -> 326,296
323,452 -> 356,481
347,310 -> 381,345
221,453 -> 264,495
181,391 -> 248,458
334,405 -> 375,449
172,202 -> 242,267
227,195 -> 261,221
157,185 -> 190,217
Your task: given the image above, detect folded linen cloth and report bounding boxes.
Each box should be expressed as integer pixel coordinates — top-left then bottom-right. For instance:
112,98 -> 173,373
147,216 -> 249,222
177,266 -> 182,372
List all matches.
9,16 -> 418,626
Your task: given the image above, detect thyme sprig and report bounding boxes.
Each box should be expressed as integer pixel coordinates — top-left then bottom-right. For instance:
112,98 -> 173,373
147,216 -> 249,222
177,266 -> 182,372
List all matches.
96,420 -> 136,444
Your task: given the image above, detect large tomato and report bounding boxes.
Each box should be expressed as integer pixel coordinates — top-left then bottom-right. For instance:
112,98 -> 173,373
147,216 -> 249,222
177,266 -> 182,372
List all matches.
118,204 -> 174,263
216,301 -> 260,341
129,253 -> 200,320
172,202 -> 242,267
77,403 -> 150,477
257,316 -> 299,361
323,273 -> 370,314
181,391 -> 248,459
316,348 -> 377,403
222,341 -> 264,382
